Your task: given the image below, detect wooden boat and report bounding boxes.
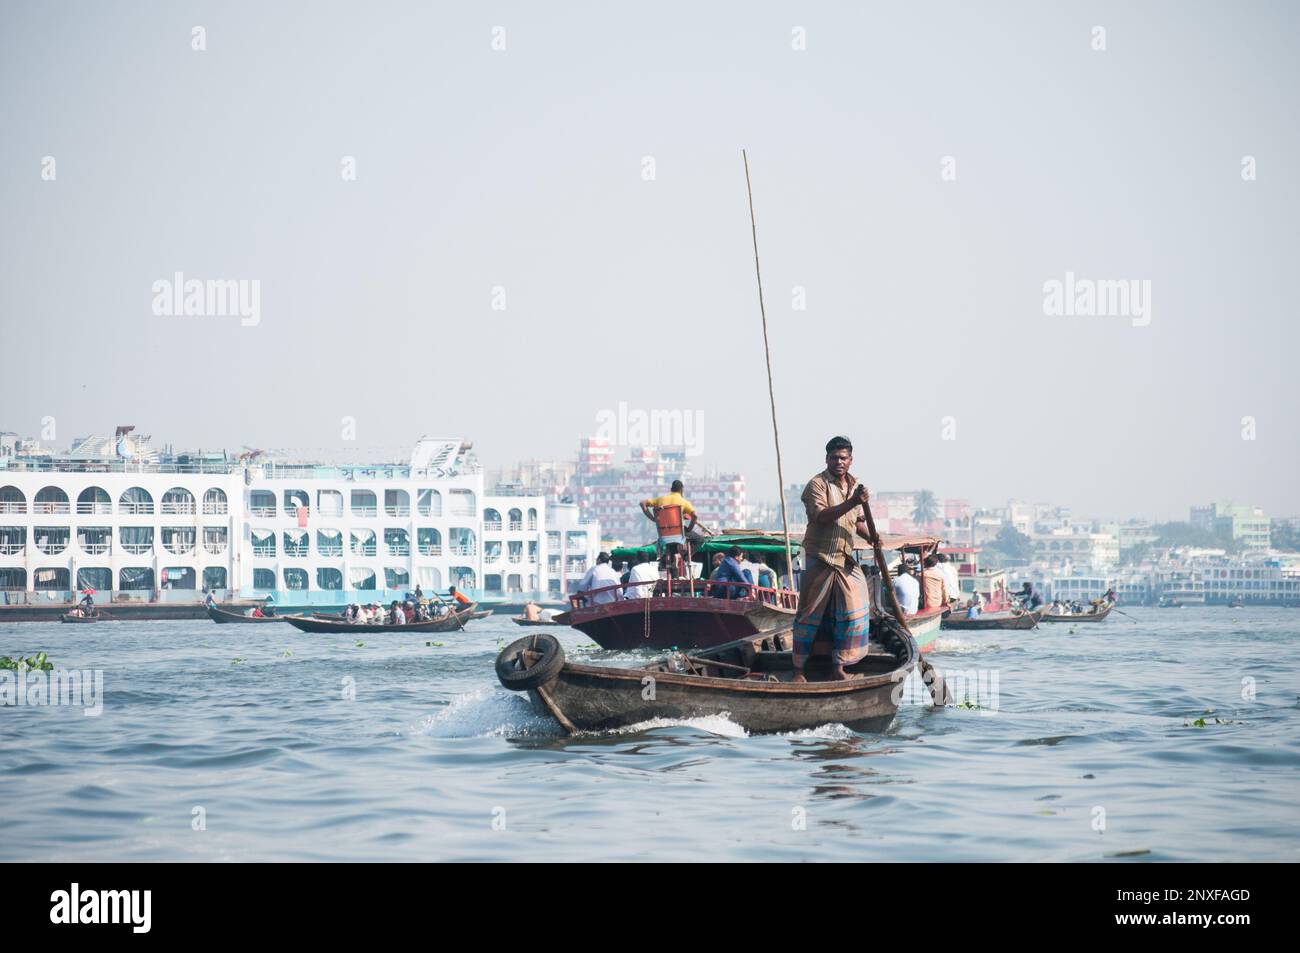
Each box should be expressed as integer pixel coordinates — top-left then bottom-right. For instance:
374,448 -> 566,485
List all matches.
512,617 -> 560,626
469,609 -> 493,621
495,617 -> 919,735
206,605 -> 287,624
904,605 -> 947,649
941,607 -> 1043,631
559,533 -> 801,651
1041,603 -> 1114,623
60,611 -> 102,623
284,605 -> 476,634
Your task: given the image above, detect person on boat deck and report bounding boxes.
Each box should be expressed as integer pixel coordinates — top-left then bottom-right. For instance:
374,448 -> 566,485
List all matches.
892,560 -> 921,616
262,599 -> 277,617
624,556 -> 661,600
921,554 -> 950,609
934,553 -> 961,607
709,545 -> 753,599
791,436 -> 877,683
577,552 -> 622,606
751,555 -> 775,589
414,585 -> 424,603
640,480 -> 703,542
1018,582 -> 1042,610
448,586 -> 472,606
203,591 -> 216,609
524,600 -> 541,621
390,601 -> 406,625
966,591 -> 984,619
80,591 -> 95,611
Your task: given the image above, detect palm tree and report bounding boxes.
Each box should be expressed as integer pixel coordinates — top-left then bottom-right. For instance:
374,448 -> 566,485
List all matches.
911,490 -> 940,526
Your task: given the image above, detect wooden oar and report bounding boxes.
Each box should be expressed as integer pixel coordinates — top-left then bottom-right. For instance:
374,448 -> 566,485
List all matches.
432,591 -> 467,632
859,497 -> 950,706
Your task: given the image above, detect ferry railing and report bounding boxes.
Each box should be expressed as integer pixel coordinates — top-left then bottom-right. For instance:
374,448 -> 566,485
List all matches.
351,544 -> 377,556
317,544 -> 344,557
76,503 -> 113,515
203,543 -> 228,555
202,502 -> 229,515
0,503 -> 27,514
483,521 -> 503,531
35,543 -> 69,555
80,543 -> 111,555
252,545 -> 277,558
508,521 -> 523,531
508,554 -> 523,563
417,544 -> 442,556
161,502 -> 196,515
384,506 -> 410,517
386,544 -> 410,556
163,543 -> 196,556
33,502 -> 71,514
121,543 -> 153,555
568,579 -> 797,610
352,506 -> 378,517
249,506 -> 275,518
0,543 -> 25,555
449,545 -> 476,556
119,503 -> 154,515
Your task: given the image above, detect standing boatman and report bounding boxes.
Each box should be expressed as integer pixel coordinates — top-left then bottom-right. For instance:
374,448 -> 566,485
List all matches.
791,436 -> 878,682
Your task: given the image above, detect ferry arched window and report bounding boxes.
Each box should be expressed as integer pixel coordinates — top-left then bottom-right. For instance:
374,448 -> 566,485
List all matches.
450,567 -> 476,590
507,574 -> 522,593
350,529 -> 376,556
283,568 -> 309,591
527,508 -> 538,530
384,490 -> 410,517
76,567 -> 112,592
448,528 -> 477,556
284,529 -> 309,557
384,567 -> 409,589
119,487 -> 154,515
0,486 -> 26,515
417,528 -> 442,556
417,489 -> 442,517
119,567 -> 154,591
34,567 -> 70,590
484,508 -> 502,530
485,574 -> 503,592
251,529 -> 276,557
485,541 -> 503,561
0,526 -> 26,555
350,490 -> 377,517
283,490 -> 309,515
162,526 -> 196,555
161,487 -> 196,515
202,488 -> 229,515
508,509 -> 523,531
161,567 -> 196,590
316,568 -> 343,590
76,486 -> 112,515
203,527 -> 228,554
202,567 -> 228,591
316,529 -> 343,557
34,486 -> 69,515
316,490 -> 344,517
249,491 -> 276,517
448,489 -> 475,517
349,567 -> 376,590
119,526 -> 153,555
384,528 -> 409,556
416,567 -> 442,591
0,568 -> 27,588
253,569 -> 276,590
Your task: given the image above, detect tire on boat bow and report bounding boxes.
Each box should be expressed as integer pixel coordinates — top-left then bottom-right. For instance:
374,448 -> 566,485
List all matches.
496,633 -> 565,690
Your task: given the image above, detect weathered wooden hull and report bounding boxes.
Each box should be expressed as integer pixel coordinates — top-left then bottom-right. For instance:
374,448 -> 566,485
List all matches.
206,605 -> 285,624
59,613 -> 100,623
941,609 -> 1041,631
512,617 -> 559,626
1042,604 -> 1113,623
555,595 -> 796,651
907,607 -> 947,650
522,626 -> 918,734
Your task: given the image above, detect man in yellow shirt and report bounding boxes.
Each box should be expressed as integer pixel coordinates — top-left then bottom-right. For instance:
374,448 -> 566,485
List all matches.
640,480 -> 701,538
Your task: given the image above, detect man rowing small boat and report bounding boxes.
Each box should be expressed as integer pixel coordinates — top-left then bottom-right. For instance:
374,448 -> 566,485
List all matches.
792,436 -> 876,683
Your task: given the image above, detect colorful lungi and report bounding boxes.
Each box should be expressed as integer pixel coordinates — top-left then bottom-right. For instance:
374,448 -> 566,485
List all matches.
792,559 -> 871,670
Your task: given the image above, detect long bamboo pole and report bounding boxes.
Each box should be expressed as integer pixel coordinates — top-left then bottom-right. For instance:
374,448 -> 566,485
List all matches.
742,150 -> 796,585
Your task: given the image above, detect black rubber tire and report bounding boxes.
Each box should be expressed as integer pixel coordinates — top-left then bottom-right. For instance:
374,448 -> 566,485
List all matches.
496,633 -> 565,690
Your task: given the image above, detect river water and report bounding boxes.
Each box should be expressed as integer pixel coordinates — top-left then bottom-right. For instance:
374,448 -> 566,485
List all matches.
2,607 -> 1297,861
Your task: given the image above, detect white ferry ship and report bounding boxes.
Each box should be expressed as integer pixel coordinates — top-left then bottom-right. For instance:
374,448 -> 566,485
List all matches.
0,432 -> 600,607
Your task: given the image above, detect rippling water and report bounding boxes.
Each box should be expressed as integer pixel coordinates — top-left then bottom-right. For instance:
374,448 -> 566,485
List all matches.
2,607 -> 1298,861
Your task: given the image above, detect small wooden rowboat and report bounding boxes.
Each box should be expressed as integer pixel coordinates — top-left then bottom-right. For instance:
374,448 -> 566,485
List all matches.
941,608 -> 1043,631
60,611 -> 102,623
284,605 -> 476,634
495,619 -> 919,735
468,609 -> 492,621
512,617 -> 560,626
206,605 -> 287,624
1041,603 -> 1114,623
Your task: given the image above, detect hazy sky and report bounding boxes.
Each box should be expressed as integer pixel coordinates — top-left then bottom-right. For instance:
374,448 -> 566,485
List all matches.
2,1 -> 1297,521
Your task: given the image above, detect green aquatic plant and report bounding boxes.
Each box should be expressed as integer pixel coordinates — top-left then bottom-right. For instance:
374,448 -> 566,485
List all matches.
0,652 -> 54,672
957,699 -> 980,710
231,658 -> 245,665
354,641 -> 365,648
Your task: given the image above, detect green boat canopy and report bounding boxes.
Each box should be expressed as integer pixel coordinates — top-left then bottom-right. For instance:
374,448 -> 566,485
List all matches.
611,532 -> 800,570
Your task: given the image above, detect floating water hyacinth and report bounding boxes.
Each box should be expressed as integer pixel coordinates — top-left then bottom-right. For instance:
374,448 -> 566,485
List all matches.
0,653 -> 54,672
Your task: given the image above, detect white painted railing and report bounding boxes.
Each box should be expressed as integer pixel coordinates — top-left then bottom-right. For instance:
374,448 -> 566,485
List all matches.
76,503 -> 113,515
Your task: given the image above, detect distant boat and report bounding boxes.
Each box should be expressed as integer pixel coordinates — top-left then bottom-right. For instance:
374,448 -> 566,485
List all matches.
512,617 -> 559,627
284,604 -> 476,634
1042,603 -> 1114,623
60,611 -> 102,624
206,605 -> 287,624
941,607 -> 1043,631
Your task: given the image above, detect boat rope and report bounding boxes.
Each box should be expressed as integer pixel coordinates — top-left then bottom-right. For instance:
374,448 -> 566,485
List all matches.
742,150 -> 796,587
